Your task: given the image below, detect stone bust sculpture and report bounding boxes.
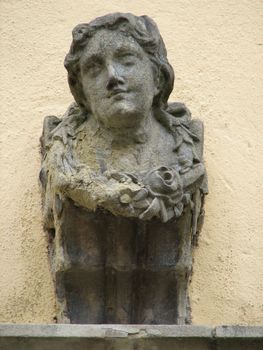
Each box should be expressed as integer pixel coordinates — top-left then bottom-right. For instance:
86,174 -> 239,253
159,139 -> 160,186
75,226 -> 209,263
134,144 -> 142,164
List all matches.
41,13 -> 207,325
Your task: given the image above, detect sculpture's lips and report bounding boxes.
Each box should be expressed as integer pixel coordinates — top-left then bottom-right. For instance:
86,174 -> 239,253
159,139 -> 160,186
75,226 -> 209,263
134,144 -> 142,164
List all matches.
107,88 -> 128,98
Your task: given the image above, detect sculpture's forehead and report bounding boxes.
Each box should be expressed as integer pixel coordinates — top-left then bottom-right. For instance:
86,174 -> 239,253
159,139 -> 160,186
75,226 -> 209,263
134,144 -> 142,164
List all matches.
82,29 -> 144,58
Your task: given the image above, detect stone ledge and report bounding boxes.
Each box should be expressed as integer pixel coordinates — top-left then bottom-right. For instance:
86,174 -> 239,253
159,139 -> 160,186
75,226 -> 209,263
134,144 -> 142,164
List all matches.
0,324 -> 213,338
215,325 -> 263,338
0,324 -> 262,350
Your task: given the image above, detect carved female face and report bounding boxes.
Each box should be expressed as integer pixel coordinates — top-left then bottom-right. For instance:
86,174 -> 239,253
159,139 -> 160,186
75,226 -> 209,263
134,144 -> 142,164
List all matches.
79,29 -> 158,129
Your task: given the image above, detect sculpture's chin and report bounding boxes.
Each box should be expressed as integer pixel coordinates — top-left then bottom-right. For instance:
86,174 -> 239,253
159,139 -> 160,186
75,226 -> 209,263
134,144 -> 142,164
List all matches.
96,101 -> 147,129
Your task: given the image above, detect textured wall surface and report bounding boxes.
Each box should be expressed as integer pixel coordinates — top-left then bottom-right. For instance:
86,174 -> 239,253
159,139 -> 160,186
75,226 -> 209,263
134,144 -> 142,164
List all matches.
0,0 -> 262,324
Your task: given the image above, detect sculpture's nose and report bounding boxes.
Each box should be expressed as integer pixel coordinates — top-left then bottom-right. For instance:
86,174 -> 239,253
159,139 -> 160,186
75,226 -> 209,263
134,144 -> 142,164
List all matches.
106,64 -> 124,90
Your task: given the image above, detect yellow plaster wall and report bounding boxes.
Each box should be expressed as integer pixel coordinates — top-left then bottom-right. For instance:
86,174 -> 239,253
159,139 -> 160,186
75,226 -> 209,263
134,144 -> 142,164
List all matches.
0,0 -> 262,324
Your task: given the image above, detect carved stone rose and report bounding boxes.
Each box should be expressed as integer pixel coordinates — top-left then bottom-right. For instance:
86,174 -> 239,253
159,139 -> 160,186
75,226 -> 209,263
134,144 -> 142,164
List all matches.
140,166 -> 184,221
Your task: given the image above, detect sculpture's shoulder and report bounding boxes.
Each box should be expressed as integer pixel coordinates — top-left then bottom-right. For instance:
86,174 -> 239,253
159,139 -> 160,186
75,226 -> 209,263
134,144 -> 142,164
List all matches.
166,102 -> 204,154
40,103 -> 87,229
155,102 -> 204,172
40,102 -> 86,156
40,115 -> 61,156
188,118 -> 204,159
157,102 -> 207,194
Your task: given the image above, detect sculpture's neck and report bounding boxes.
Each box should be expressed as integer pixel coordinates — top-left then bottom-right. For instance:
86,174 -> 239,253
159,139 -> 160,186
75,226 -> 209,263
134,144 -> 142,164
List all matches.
90,112 -> 153,145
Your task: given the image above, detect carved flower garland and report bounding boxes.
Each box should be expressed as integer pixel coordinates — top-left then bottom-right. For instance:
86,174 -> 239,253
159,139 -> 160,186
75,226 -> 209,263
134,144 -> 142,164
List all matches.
118,166 -> 187,223
139,166 -> 184,222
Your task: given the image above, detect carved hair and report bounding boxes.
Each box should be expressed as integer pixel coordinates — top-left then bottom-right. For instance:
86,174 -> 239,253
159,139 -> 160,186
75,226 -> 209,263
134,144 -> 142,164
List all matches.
64,13 -> 174,112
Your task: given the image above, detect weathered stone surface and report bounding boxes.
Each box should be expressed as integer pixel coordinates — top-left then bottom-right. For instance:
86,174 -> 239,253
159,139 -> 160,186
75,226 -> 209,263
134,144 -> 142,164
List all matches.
40,13 -> 207,324
216,325 -> 263,338
1,325 -> 263,350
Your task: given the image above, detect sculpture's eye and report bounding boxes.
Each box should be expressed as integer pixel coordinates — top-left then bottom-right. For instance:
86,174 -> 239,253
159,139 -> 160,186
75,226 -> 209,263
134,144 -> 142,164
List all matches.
118,53 -> 137,67
85,59 -> 103,76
